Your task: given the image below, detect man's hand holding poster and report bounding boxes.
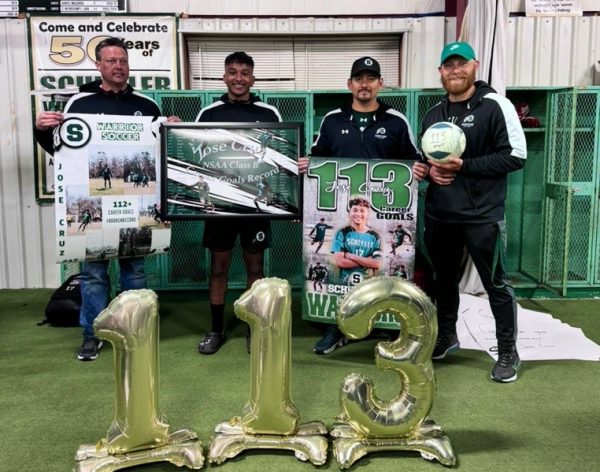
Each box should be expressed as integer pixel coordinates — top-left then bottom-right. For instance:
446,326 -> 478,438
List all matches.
302,157 -> 419,328
54,114 -> 170,262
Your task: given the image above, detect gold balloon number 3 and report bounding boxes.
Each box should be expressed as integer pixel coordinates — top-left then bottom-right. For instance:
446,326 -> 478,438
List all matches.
332,277 -> 456,468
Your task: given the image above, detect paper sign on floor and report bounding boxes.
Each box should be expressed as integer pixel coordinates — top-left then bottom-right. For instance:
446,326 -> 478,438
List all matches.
456,294 -> 600,361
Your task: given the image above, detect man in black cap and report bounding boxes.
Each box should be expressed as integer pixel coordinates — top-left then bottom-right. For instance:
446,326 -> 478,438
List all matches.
299,56 -> 428,355
300,57 -> 429,166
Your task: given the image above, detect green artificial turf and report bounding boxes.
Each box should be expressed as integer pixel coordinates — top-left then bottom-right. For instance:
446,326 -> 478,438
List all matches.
1,289 -> 599,472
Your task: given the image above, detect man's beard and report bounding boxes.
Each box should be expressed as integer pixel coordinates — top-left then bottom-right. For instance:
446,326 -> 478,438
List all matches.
442,69 -> 476,96
355,89 -> 373,102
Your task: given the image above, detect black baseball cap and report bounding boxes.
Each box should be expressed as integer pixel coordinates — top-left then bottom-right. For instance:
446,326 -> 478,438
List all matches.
350,57 -> 381,77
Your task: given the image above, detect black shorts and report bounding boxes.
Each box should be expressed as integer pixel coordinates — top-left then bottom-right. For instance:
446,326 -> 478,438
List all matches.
202,219 -> 270,252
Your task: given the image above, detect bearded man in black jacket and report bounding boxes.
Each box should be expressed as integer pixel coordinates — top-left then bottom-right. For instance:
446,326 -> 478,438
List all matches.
421,42 -> 527,383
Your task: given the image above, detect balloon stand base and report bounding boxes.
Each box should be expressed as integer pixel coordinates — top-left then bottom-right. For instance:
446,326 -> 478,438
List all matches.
331,419 -> 457,468
73,429 -> 205,472
209,420 -> 329,466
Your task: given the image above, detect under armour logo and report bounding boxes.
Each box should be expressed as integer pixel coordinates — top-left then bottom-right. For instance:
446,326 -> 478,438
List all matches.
341,129 -> 349,134
359,118 -> 368,122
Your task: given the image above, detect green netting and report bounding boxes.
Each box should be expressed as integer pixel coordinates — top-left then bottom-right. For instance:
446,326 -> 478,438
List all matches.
568,195 -> 591,282
506,90 -> 548,276
165,221 -> 207,287
415,92 -> 445,135
519,127 -> 545,279
154,92 -> 203,121
542,90 -> 599,292
379,93 -> 409,117
263,94 -> 310,151
543,192 -> 569,284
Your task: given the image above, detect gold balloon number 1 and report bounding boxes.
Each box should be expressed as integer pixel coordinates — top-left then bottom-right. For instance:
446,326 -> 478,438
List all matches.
209,278 -> 328,465
74,290 -> 204,472
331,277 -> 457,468
236,276 -> 299,434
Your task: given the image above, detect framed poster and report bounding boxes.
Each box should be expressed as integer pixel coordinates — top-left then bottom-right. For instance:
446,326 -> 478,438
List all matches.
302,157 -> 419,328
161,122 -> 302,219
54,113 -> 170,263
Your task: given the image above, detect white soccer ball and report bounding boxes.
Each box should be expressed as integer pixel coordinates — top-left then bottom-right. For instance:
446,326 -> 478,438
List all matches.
421,122 -> 466,161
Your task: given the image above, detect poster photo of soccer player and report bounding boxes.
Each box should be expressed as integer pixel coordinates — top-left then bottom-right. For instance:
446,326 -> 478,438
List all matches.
302,157 -> 419,327
331,196 -> 382,285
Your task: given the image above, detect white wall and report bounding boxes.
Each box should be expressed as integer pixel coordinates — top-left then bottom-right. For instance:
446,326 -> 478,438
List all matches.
1,1 -> 600,288
128,0 -> 446,16
0,19 -> 57,289
508,14 -> 600,86
179,15 -> 447,89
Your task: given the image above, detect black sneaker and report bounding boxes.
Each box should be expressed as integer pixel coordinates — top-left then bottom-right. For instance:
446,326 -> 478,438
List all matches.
432,333 -> 460,360
491,348 -> 521,383
197,331 -> 226,355
313,326 -> 348,355
77,337 -> 104,361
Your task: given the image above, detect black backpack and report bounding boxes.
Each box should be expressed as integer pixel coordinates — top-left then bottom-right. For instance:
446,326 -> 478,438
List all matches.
38,274 -> 82,327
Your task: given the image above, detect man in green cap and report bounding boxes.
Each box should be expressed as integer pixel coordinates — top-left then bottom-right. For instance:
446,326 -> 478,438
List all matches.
421,41 -> 527,383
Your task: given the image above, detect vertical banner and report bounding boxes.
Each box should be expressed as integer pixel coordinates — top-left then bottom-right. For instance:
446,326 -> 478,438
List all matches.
54,113 -> 170,262
29,15 -> 178,201
302,158 -> 418,327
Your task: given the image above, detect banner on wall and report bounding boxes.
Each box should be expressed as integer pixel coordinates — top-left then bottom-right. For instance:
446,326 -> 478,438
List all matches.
29,15 -> 178,201
525,0 -> 583,16
54,113 -> 170,263
301,157 -> 419,328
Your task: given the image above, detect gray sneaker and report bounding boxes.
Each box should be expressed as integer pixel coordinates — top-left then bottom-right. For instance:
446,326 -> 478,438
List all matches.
491,349 -> 521,383
77,337 -> 104,361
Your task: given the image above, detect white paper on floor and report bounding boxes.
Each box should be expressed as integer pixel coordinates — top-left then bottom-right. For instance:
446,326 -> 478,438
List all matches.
456,294 -> 600,361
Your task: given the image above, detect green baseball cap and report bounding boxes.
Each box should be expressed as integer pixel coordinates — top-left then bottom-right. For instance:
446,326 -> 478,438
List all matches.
440,41 -> 476,65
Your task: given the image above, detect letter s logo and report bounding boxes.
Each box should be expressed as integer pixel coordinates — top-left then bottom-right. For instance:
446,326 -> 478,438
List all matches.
58,117 -> 91,149
66,123 -> 84,141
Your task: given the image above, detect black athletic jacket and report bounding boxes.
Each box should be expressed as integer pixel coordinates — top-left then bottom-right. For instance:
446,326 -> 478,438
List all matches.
421,81 -> 527,223
311,100 -> 420,160
195,93 -> 282,123
34,80 -> 161,155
